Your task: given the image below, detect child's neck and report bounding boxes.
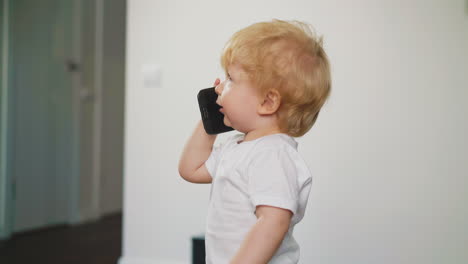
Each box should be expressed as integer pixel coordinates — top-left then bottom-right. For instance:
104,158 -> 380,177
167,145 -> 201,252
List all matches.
242,126 -> 282,143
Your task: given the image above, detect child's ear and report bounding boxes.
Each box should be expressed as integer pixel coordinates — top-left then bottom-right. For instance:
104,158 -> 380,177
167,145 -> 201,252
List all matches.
257,89 -> 281,115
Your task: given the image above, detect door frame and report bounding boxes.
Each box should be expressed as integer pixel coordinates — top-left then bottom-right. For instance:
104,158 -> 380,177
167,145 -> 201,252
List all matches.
71,0 -> 105,223
91,0 -> 104,222
0,0 -> 13,240
67,0 -> 106,224
68,0 -> 83,224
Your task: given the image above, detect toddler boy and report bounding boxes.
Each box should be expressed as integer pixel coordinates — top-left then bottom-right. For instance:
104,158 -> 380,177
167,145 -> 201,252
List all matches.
179,19 -> 331,264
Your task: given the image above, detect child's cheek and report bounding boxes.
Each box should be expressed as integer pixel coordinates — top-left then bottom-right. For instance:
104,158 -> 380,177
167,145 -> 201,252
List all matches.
224,80 -> 232,94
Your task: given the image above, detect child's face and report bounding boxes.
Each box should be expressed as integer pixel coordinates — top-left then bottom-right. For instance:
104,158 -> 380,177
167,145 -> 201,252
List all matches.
215,64 -> 261,133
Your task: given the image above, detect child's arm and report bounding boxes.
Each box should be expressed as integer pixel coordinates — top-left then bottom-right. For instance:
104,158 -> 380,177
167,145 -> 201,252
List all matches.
230,206 -> 292,264
178,120 -> 216,183
178,78 -> 220,184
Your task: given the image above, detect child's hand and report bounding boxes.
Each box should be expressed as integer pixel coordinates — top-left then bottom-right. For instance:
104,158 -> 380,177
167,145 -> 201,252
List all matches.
178,79 -> 219,184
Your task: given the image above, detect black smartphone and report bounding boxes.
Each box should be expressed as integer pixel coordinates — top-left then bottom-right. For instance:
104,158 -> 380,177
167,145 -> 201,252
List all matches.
197,87 -> 234,134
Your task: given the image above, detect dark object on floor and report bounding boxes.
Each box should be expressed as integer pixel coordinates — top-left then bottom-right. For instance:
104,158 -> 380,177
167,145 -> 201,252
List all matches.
192,235 -> 206,264
0,213 -> 121,264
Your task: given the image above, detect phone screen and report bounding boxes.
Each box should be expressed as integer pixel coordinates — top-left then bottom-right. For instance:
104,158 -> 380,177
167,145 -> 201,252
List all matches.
197,87 -> 234,134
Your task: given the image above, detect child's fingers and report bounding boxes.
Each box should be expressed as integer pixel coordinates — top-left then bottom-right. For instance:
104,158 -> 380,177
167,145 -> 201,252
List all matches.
213,78 -> 221,86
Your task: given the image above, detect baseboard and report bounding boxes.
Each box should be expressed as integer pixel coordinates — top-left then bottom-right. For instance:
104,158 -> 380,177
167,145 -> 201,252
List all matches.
69,206 -> 100,226
118,256 -> 187,264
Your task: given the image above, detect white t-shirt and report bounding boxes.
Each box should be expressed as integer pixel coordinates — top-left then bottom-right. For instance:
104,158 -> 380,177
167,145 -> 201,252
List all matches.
205,133 -> 313,264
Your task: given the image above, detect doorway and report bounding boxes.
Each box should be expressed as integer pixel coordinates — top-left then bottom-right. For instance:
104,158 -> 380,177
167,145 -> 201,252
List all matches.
10,0 -> 77,233
0,0 -> 125,238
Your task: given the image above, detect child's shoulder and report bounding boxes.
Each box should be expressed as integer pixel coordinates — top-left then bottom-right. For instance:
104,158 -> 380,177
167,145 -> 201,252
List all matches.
249,133 -> 298,153
247,134 -> 312,180
218,133 -> 298,155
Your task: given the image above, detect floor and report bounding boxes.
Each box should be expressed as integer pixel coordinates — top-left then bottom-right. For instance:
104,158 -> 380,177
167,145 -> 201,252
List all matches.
0,213 -> 122,264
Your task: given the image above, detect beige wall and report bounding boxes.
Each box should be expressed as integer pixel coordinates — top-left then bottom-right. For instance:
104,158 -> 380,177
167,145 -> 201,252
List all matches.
122,0 -> 468,263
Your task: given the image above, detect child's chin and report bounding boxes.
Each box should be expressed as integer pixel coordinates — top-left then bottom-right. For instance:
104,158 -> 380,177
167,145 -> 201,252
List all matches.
223,116 -> 232,127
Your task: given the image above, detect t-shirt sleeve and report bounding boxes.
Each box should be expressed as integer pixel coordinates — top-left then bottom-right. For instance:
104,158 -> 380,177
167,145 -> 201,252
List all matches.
247,148 -> 299,215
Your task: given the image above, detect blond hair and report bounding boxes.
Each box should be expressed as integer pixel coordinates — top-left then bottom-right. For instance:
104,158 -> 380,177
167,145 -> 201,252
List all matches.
221,19 -> 331,137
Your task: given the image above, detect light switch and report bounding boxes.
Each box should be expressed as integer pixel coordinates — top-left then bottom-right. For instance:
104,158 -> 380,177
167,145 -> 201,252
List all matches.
141,64 -> 162,88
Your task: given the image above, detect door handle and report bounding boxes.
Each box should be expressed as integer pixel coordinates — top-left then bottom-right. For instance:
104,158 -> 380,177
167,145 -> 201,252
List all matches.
65,59 -> 80,73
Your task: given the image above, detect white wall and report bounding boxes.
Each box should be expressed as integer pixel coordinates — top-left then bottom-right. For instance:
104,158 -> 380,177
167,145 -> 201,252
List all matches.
122,0 -> 468,263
